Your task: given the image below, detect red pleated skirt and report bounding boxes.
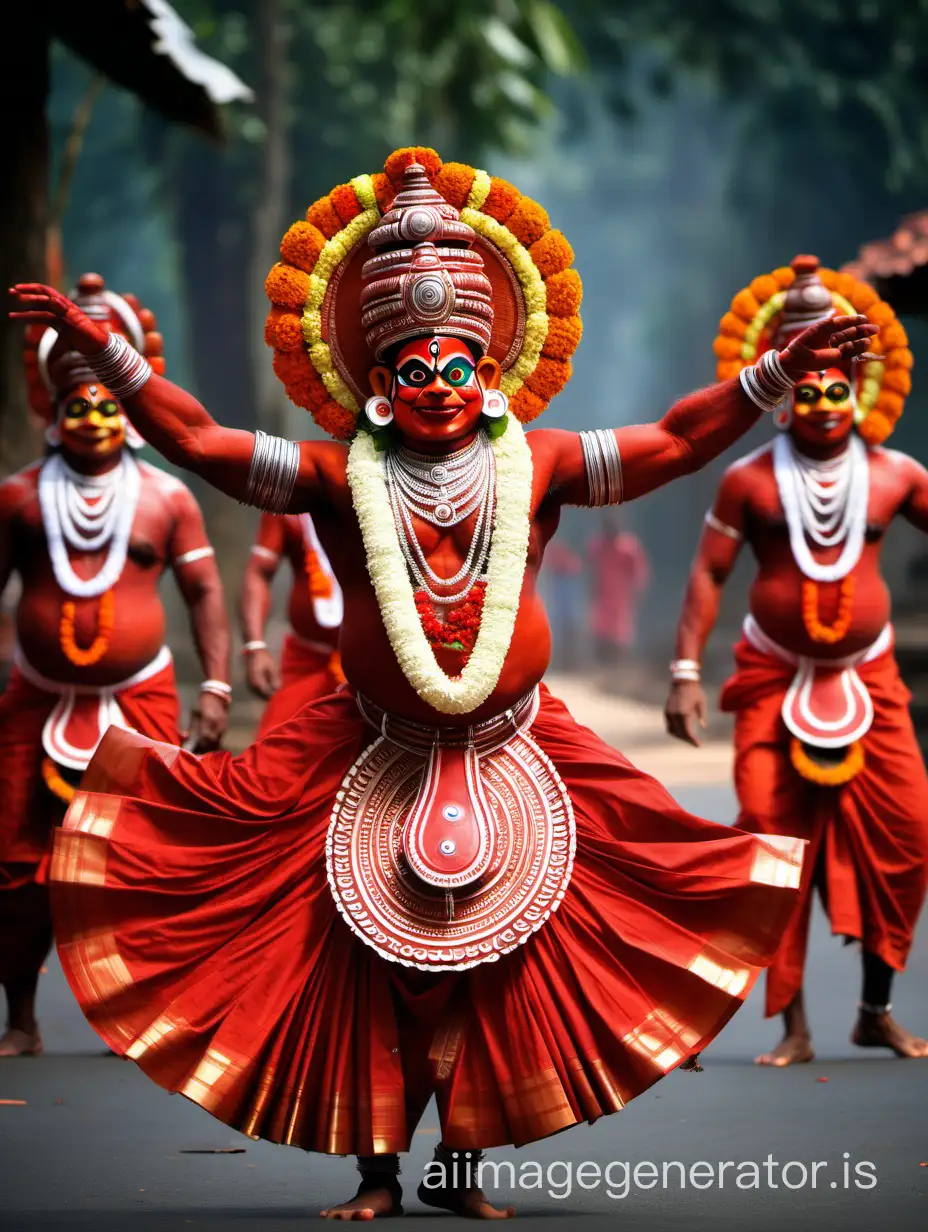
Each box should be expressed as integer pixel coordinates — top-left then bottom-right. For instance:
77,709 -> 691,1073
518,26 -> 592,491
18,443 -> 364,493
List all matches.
50,685 -> 803,1153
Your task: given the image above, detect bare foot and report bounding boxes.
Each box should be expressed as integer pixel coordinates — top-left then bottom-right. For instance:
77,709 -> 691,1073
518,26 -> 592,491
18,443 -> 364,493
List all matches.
852,1012 -> 928,1057
0,1027 -> 43,1057
417,1180 -> 516,1219
754,1034 -> 815,1067
320,1179 -> 403,1220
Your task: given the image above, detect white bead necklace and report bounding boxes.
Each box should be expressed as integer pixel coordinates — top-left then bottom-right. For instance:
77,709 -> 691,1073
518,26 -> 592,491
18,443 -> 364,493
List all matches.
773,433 -> 868,583
38,452 -> 141,598
385,435 -> 495,606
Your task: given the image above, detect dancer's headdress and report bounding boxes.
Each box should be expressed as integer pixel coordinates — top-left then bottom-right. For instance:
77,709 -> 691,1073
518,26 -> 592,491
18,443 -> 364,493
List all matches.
264,146 -> 583,439
23,273 -> 166,449
714,254 -> 912,444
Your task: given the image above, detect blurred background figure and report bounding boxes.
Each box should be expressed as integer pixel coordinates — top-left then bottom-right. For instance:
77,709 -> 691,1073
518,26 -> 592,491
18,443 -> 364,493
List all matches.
539,536 -> 583,671
239,512 -> 344,737
587,509 -> 650,689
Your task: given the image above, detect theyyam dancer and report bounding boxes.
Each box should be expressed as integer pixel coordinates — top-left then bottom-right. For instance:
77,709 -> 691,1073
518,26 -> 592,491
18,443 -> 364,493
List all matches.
666,255 -> 928,1067
10,151 -> 878,1218
0,274 -> 230,1058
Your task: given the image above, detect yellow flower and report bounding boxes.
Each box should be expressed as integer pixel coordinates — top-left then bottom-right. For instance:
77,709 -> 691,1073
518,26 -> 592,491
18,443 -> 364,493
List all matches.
467,167 -> 492,210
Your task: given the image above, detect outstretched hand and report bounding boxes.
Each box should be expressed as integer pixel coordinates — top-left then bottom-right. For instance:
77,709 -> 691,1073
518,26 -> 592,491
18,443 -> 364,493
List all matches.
8,283 -> 109,355
780,314 -> 880,379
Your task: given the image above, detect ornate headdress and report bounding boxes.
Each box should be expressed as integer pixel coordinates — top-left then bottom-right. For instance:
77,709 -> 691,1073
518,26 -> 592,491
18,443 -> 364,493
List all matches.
714,254 -> 913,444
23,272 -> 166,448
264,146 -> 582,439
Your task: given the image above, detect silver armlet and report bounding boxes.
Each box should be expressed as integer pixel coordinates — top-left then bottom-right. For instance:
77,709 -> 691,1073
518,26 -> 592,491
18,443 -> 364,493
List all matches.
578,429 -> 623,506
704,511 -> 742,541
243,430 -> 300,513
87,333 -> 153,401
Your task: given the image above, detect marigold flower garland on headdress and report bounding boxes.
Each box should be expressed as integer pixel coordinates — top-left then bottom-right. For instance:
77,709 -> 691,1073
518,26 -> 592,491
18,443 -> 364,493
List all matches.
264,146 -> 583,440
713,254 -> 912,445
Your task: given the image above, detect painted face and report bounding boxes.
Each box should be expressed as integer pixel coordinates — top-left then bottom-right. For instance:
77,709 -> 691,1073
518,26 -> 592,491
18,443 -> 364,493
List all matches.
369,335 -> 500,447
58,382 -> 126,461
788,367 -> 855,450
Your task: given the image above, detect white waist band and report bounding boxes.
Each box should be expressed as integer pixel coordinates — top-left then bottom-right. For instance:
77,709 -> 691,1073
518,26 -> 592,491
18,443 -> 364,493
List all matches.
14,643 -> 174,696
742,615 -> 892,670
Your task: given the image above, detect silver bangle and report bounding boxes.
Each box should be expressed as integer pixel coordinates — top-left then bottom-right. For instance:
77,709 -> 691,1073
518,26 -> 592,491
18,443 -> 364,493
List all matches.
670,658 -> 701,683
243,430 -> 300,513
87,333 -> 153,401
858,1001 -> 891,1016
578,429 -> 623,506
739,349 -> 795,413
241,640 -> 268,654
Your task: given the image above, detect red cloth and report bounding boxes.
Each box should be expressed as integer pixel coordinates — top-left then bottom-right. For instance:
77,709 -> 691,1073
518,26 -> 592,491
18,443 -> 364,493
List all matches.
720,639 -> 928,1017
0,663 -> 180,984
51,685 -> 802,1153
588,533 -> 650,647
256,634 -> 344,739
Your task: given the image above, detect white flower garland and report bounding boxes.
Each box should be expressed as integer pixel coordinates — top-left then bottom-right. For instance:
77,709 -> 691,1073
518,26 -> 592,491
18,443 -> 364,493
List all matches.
347,417 -> 533,714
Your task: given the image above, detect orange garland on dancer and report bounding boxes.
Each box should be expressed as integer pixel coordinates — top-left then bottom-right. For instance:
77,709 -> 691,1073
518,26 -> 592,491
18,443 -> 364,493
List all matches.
59,589 -> 116,667
801,576 -> 856,644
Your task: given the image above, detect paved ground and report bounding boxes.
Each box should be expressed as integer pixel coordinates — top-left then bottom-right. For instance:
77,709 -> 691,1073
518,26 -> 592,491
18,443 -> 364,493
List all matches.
2,695 -> 927,1230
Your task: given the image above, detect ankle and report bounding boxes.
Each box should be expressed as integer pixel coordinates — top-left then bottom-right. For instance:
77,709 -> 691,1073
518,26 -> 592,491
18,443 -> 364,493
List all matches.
356,1154 -> 402,1189
433,1142 -> 485,1189
858,1000 -> 892,1018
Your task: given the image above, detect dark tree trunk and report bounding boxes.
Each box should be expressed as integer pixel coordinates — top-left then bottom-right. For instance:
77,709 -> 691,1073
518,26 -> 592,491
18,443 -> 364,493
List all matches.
0,14 -> 50,477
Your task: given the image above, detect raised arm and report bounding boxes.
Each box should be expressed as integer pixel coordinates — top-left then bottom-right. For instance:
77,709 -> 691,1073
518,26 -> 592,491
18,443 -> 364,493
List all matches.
8,284 -> 330,513
550,316 -> 879,507
239,513 -> 287,699
663,466 -> 749,746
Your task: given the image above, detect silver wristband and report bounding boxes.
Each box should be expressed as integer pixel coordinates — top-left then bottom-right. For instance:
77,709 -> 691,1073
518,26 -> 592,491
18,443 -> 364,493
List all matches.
243,430 -> 300,513
87,333 -> 153,401
739,349 -> 795,413
578,429 -> 623,506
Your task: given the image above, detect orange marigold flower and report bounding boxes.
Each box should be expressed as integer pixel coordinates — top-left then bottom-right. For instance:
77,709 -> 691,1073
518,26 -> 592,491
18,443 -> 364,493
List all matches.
880,321 -> 909,350
265,263 -> 311,311
819,268 -> 838,289
542,315 -> 582,361
305,196 -> 342,239
435,163 -> 476,209
137,309 -> 157,332
849,283 -> 879,311
731,288 -> 761,320
716,359 -> 743,381
384,147 -> 442,186
330,183 -> 362,225
833,272 -> 858,300
713,336 -> 743,361
858,410 -> 893,444
866,300 -> 896,328
884,346 -> 914,371
544,269 -> 582,317
506,198 -> 550,247
313,398 -> 357,440
481,178 -> 521,223
530,230 -> 573,279
876,390 -> 904,418
772,267 -> 795,289
144,331 -> 164,357
718,311 -> 748,339
272,349 -> 327,411
524,357 -> 571,400
150,357 -> 166,376
265,307 -> 304,352
510,386 -> 547,424
280,221 -> 326,272
882,367 -> 912,396
372,172 -> 395,213
750,275 -> 779,302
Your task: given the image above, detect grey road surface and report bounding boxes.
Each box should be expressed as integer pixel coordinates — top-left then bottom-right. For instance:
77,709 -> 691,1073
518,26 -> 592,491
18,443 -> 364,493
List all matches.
1,784 -> 926,1232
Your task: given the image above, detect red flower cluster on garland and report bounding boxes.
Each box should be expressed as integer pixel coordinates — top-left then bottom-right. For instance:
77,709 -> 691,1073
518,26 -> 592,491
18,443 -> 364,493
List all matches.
414,582 -> 487,662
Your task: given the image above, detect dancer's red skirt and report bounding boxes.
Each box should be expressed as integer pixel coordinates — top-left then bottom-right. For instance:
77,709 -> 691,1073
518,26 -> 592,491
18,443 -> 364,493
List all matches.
50,685 -> 803,1152
721,641 -> 928,1016
0,663 -> 179,984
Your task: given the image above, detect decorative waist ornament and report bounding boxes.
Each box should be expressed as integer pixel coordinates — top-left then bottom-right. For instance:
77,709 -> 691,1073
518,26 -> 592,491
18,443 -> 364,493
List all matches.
326,687 -> 576,971
743,615 -> 893,786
